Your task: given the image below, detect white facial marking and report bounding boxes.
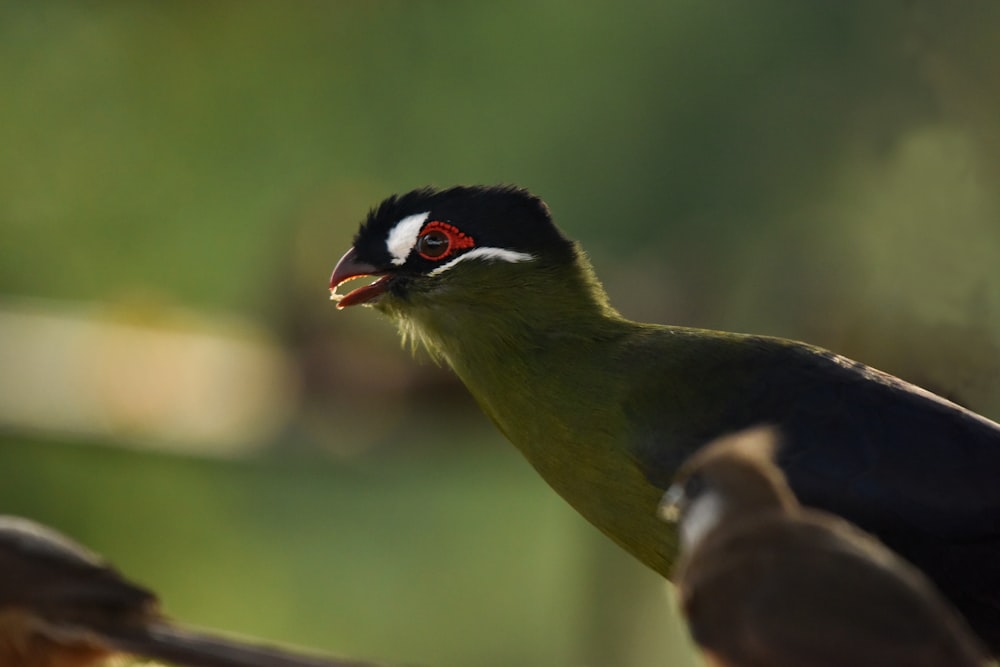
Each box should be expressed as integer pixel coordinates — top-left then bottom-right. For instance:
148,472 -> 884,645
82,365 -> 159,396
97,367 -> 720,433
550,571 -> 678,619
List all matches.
427,247 -> 535,277
679,490 -> 726,553
386,212 -> 431,265
658,484 -> 685,522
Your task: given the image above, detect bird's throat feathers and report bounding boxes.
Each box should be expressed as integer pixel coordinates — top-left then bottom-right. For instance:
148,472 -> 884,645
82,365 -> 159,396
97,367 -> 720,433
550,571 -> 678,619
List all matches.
379,243 -> 621,367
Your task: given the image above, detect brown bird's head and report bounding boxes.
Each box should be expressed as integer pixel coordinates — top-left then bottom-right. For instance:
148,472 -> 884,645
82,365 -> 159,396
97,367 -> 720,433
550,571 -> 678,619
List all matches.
659,426 -> 799,553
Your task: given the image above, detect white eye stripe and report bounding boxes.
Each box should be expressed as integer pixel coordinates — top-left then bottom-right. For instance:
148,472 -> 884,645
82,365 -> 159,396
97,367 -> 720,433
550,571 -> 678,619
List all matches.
427,247 -> 535,277
679,490 -> 726,553
386,212 -> 430,266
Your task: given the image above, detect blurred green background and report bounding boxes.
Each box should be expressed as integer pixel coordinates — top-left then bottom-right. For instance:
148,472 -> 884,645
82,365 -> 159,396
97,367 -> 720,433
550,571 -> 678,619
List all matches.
2,2 -> 1000,666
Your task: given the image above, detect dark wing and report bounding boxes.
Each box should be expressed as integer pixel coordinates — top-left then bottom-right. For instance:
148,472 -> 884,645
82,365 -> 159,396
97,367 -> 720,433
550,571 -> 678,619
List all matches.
680,515 -> 990,667
746,342 -> 1000,537
627,332 -> 1000,532
624,330 -> 1000,651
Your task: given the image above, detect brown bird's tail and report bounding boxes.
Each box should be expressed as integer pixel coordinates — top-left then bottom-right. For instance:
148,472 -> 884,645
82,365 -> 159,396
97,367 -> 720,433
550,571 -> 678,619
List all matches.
101,621 -> 394,667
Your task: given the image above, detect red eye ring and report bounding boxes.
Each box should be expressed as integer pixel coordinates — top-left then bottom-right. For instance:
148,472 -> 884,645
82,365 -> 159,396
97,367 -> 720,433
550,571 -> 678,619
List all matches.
417,221 -> 475,261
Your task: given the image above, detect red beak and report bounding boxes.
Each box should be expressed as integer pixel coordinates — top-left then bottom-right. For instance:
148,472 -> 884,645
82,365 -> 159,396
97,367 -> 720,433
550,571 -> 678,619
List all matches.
329,248 -> 392,309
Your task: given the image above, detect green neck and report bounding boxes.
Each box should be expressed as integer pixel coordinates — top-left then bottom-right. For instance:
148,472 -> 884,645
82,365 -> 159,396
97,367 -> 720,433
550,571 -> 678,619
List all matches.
380,245 -> 624,372
376,245 -> 630,454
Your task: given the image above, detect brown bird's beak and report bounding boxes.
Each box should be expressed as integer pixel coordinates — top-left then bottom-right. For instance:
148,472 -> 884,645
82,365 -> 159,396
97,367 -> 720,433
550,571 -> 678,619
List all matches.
658,484 -> 685,523
329,247 -> 392,309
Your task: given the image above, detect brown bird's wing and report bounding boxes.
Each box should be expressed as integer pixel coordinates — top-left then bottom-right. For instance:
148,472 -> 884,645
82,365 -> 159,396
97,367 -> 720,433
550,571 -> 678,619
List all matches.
679,512 -> 990,667
0,516 -> 158,667
0,518 -> 396,667
0,516 -> 158,628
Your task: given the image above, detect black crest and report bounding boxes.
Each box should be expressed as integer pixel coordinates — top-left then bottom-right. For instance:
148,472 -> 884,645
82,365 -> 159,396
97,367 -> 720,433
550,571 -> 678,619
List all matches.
352,185 -> 576,269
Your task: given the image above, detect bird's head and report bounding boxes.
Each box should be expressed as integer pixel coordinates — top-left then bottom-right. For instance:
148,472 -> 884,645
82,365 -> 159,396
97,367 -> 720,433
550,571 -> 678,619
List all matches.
659,426 -> 797,553
330,185 -> 618,357
330,185 -> 578,310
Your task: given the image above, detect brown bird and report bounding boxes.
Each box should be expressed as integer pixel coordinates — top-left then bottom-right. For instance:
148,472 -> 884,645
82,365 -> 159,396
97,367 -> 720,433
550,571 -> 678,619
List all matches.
0,515 -> 392,667
659,428 -> 993,667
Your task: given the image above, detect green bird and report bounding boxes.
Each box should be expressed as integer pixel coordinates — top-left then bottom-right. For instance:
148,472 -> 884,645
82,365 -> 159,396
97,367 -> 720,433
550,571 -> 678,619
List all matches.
329,185 -> 1000,652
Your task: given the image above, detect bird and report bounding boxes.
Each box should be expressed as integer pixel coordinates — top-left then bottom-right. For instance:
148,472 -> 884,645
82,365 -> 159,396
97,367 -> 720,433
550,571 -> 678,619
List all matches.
658,426 -> 992,667
0,514 -> 390,667
328,184 -> 1000,652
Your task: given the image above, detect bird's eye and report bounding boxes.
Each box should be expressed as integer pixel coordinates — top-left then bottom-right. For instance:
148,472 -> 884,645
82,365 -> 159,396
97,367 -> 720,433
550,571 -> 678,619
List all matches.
417,230 -> 451,259
415,221 -> 475,261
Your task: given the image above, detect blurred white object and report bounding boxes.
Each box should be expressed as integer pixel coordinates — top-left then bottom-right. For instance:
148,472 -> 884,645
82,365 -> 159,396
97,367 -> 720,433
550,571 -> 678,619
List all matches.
0,298 -> 298,456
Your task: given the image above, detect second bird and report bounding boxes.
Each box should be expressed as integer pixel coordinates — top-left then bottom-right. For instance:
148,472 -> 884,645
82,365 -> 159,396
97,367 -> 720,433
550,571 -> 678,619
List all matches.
660,427 -> 991,667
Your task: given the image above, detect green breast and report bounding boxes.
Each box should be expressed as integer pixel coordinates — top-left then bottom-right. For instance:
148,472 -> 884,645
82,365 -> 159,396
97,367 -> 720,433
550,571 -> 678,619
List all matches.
437,316 -> 680,578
